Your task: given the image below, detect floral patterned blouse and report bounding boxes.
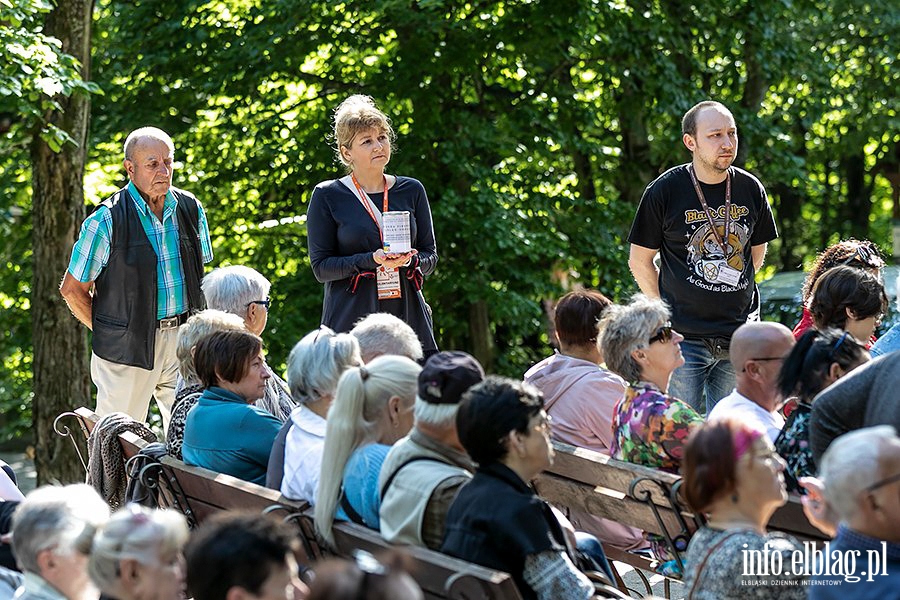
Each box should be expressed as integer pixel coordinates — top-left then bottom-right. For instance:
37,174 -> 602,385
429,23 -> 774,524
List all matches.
610,381 -> 702,473
774,401 -> 814,494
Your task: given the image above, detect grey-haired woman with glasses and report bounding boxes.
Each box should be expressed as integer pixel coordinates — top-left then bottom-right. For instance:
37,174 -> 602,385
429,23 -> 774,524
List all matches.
599,294 -> 702,473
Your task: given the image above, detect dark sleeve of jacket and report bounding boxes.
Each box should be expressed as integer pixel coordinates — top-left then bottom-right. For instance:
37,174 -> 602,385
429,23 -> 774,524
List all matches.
307,183 -> 379,283
809,359 -> 874,463
265,419 -> 293,490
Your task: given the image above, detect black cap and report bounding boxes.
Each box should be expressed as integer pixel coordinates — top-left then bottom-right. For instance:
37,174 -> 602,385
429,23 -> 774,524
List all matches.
418,351 -> 485,405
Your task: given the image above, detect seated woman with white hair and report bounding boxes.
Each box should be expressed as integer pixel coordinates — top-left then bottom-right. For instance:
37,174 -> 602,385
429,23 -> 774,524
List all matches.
88,506 -> 189,600
11,483 -> 110,600
315,355 -> 420,546
275,326 -> 363,503
201,265 -> 295,421
167,309 -> 247,460
350,312 -> 424,363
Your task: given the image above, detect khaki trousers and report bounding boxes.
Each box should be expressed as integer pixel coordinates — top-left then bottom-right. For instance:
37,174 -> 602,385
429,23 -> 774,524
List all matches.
91,327 -> 180,432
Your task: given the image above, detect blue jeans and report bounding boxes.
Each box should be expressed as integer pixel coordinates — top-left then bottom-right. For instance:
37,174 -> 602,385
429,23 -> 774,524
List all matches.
668,337 -> 735,415
574,531 -> 614,583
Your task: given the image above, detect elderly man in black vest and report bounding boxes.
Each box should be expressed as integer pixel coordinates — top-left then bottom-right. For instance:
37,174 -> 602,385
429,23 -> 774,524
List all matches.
60,127 -> 212,429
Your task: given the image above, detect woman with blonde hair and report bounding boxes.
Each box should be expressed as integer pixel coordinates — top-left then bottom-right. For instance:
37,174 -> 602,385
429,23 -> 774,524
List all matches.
306,94 -> 438,357
315,354 -> 420,545
88,505 -> 189,600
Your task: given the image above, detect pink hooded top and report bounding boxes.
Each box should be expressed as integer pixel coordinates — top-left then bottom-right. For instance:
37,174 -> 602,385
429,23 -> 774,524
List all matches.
525,353 -> 647,551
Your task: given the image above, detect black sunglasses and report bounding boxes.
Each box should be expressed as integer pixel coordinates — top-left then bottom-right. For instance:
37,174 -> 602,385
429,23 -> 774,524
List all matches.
649,323 -> 674,345
247,296 -> 271,311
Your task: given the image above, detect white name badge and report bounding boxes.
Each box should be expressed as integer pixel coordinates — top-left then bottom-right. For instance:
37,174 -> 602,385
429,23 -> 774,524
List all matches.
382,211 -> 412,253
376,266 -> 402,300
715,264 -> 742,287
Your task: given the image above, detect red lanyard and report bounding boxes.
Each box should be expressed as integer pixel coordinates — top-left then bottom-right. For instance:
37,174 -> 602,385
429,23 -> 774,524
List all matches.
351,173 -> 389,234
688,165 -> 731,257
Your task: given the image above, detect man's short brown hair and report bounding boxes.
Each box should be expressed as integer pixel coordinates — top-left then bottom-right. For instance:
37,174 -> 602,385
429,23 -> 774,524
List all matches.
193,330 -> 263,389
682,101 -> 732,137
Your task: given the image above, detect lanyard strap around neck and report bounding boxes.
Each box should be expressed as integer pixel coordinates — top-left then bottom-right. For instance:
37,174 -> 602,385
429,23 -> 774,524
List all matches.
688,165 -> 732,257
350,173 -> 389,232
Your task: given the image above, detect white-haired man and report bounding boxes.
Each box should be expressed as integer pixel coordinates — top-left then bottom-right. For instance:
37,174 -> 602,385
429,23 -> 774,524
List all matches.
11,484 -> 110,600
809,426 -> 900,596
201,265 -> 294,421
60,127 -> 212,428
378,351 -> 484,549
350,312 -> 424,363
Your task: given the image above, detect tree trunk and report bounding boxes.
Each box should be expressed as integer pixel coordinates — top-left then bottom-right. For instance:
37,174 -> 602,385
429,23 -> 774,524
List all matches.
468,300 -> 495,371
841,150 -> 873,240
31,0 -> 94,485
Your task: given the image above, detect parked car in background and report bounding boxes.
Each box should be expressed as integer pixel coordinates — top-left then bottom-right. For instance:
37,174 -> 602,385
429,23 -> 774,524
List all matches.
758,265 -> 900,335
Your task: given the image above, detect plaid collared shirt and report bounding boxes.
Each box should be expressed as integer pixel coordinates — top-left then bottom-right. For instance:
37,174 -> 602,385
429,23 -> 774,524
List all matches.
67,181 -> 213,319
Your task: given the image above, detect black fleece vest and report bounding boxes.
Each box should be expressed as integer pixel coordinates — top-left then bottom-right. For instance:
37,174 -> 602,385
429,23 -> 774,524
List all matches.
91,186 -> 206,370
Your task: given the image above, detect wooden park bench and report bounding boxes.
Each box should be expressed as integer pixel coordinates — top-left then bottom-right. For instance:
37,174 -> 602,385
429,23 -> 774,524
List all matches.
534,440 -> 829,598
55,408 -> 528,599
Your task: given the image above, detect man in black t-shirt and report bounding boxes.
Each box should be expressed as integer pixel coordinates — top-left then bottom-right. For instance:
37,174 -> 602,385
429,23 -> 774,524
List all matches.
627,101 -> 778,415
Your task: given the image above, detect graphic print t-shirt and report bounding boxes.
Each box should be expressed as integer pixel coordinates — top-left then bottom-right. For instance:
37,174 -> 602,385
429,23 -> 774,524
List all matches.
628,164 -> 777,338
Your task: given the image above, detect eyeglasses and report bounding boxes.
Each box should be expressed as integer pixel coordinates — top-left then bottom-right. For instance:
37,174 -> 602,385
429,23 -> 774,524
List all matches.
648,323 -> 674,345
741,355 -> 785,372
864,472 -> 900,494
840,244 -> 885,270
247,297 -> 271,311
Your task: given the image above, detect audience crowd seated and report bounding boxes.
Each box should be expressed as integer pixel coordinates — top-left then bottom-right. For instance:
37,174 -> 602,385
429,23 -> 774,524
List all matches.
201,265 -> 295,421
682,419 -> 810,598
273,326 -> 362,502
167,309 -> 247,460
182,330 -> 281,485
792,239 -> 885,340
31,240 -> 899,599
87,505 -> 189,600
809,425 -> 900,597
775,328 -> 869,492
350,313 -> 424,364
11,484 -> 110,600
600,294 -> 702,472
441,377 -> 614,600
185,512 -> 309,600
808,265 -> 888,346
379,351 -> 483,550
524,289 -> 644,551
707,322 -> 795,441
315,355 -> 420,544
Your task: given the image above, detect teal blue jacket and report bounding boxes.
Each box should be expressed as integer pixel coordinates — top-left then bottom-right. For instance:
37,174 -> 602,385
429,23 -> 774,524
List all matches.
182,386 -> 281,485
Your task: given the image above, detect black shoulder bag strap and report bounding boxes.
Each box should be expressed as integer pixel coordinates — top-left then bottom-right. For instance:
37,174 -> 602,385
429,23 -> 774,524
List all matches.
339,489 -> 367,526
378,456 -> 450,502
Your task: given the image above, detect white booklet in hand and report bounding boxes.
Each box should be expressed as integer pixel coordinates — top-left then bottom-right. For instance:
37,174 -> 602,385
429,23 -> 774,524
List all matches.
382,211 -> 412,253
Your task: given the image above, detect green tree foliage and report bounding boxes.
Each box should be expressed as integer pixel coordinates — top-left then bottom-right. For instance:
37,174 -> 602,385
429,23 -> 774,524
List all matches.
83,0 -> 897,376
2,1 -> 897,443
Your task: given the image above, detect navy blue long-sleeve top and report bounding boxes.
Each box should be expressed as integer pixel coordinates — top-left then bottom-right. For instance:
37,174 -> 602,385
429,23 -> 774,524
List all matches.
306,176 -> 438,354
